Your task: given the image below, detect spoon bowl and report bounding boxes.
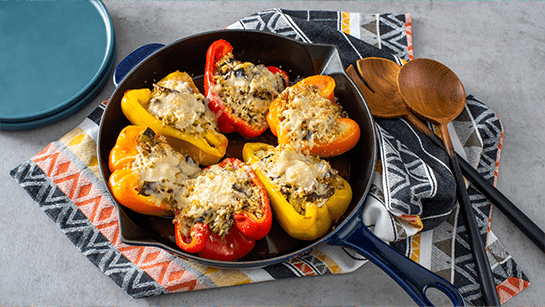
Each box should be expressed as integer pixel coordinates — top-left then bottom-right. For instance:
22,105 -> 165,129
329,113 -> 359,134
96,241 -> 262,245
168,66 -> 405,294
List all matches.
397,58 -> 466,126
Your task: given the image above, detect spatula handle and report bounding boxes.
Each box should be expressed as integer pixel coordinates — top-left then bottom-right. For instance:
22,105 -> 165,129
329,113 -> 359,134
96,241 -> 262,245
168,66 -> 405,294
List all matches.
458,155 -> 545,251
440,125 -> 501,307
405,112 -> 545,252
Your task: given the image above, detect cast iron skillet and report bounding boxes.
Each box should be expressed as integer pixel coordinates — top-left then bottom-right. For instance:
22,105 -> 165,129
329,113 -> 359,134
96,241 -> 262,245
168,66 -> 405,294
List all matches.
98,30 -> 464,306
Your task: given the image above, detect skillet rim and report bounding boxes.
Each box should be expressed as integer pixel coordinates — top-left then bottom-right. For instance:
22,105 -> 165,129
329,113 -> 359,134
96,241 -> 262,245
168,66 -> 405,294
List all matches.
97,29 -> 377,268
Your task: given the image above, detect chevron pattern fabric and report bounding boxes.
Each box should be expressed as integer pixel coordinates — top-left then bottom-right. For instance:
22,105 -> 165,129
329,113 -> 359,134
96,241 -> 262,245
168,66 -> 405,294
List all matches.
229,9 -> 412,61
10,160 -> 170,298
9,9 -> 528,305
226,9 -> 411,66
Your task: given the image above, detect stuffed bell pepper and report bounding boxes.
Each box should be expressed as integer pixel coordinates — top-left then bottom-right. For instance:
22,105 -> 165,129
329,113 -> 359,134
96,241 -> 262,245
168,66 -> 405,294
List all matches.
267,75 -> 361,158
108,125 -> 201,216
121,70 -> 228,165
242,142 -> 352,241
204,39 -> 289,138
173,158 -> 272,261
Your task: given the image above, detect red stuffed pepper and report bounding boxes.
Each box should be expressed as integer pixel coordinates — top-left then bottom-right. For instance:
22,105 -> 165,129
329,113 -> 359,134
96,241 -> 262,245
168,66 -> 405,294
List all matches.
267,75 -> 361,158
204,39 -> 289,139
173,158 -> 272,261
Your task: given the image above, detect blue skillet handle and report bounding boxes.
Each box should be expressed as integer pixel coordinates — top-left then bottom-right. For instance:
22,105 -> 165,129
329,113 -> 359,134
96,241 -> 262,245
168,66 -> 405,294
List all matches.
113,43 -> 165,87
329,214 -> 466,306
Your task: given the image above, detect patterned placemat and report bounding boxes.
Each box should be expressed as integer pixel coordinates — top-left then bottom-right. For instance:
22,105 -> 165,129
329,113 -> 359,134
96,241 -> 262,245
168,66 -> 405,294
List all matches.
9,9 -> 529,305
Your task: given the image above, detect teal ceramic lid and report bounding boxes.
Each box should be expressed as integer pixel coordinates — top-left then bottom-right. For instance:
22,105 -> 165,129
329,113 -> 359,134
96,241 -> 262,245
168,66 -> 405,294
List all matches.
0,0 -> 115,129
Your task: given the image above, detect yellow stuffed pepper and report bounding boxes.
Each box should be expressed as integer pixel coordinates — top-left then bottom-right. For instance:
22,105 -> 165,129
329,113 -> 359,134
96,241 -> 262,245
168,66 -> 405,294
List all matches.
121,70 -> 228,165
242,142 -> 352,240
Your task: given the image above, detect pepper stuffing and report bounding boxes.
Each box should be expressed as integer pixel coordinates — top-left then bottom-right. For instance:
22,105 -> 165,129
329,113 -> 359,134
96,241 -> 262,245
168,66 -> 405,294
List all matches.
267,75 -> 361,158
121,70 -> 228,165
108,125 -> 201,216
242,142 -> 352,241
204,39 -> 289,138
173,158 -> 272,261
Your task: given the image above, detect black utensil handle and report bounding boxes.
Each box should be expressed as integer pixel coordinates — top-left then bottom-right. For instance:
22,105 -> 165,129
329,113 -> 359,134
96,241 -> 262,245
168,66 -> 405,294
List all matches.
458,156 -> 545,252
418,119 -> 545,252
330,215 -> 466,307
449,150 -> 501,306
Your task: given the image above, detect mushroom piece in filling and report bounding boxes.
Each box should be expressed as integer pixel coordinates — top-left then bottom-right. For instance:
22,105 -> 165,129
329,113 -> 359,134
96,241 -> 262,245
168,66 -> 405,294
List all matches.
251,144 -> 344,215
175,163 -> 264,238
131,129 -> 202,208
144,78 -> 218,137
276,83 -> 345,148
213,54 -> 287,130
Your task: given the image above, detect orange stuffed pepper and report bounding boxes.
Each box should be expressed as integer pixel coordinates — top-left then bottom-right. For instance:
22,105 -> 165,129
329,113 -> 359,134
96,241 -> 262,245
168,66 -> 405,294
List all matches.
267,75 -> 360,158
108,125 -> 201,216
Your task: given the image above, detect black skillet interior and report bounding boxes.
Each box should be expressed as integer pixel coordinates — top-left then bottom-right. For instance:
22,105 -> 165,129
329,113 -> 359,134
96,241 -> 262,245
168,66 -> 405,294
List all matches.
98,30 -> 376,268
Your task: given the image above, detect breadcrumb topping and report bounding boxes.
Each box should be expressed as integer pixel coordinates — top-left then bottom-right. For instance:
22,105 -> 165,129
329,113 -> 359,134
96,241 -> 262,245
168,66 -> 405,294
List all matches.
251,144 -> 343,215
214,54 -> 287,130
276,83 -> 343,148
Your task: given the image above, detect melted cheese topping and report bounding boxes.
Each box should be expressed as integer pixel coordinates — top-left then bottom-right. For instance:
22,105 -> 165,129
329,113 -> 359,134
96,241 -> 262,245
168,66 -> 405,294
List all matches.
146,79 -> 217,136
252,144 -> 342,214
132,133 -> 201,207
214,54 -> 286,130
277,83 -> 343,148
176,164 -> 263,236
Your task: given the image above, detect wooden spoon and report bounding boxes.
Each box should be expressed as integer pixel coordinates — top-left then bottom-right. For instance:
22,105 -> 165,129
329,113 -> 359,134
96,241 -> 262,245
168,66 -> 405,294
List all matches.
347,59 -> 544,254
397,58 -> 500,306
348,58 -> 435,137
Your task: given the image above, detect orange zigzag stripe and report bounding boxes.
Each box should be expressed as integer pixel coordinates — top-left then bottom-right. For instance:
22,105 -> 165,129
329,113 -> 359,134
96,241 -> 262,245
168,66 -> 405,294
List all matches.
405,13 -> 414,60
32,144 -> 60,177
31,143 -> 203,292
494,129 -> 504,186
497,277 -> 530,304
289,258 -> 317,276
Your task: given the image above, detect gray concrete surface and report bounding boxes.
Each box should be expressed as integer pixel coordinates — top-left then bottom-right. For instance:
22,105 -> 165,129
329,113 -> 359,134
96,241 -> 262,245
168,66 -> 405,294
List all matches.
1,1 -> 544,306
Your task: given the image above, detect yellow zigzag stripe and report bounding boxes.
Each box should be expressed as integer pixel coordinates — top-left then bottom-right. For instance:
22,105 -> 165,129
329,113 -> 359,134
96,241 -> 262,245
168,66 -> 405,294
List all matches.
185,261 -> 252,287
58,127 -> 101,179
410,233 -> 421,264
312,249 -> 343,274
203,266 -> 252,287
341,12 -> 351,34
